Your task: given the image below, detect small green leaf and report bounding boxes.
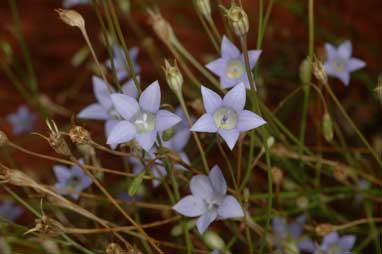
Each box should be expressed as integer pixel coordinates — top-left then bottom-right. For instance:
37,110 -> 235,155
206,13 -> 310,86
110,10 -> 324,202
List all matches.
128,170 -> 145,196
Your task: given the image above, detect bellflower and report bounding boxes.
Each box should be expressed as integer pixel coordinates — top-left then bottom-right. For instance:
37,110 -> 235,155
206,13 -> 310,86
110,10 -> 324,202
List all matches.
0,201 -> 23,221
271,215 -> 315,254
191,83 -> 266,150
161,107 -> 193,170
315,232 -> 356,254
105,45 -> 140,80
6,105 -> 37,135
206,35 -> 261,89
78,76 -> 138,146
173,165 -> 244,234
53,160 -> 93,200
63,0 -> 91,8
324,41 -> 366,86
129,149 -> 167,188
107,81 -> 182,151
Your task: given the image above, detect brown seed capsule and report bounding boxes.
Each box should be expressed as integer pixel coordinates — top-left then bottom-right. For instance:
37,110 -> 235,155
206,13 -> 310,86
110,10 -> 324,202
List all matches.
0,131 -> 8,146
225,4 -> 249,37
56,9 -> 85,30
47,120 -> 72,156
333,164 -> 348,182
148,9 -> 175,44
25,215 -> 65,237
315,223 -> 333,237
313,59 -> 328,85
69,126 -> 91,145
271,166 -> 284,185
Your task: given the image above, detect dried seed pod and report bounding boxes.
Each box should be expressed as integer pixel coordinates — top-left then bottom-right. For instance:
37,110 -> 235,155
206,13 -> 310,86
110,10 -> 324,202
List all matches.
46,120 -> 72,156
25,215 -> 65,237
148,9 -> 175,44
271,166 -> 284,185
69,126 -> 91,145
313,58 -> 328,85
56,9 -> 85,29
163,59 -> 183,95
333,164 -> 348,182
315,223 -> 334,237
225,4 -> 249,37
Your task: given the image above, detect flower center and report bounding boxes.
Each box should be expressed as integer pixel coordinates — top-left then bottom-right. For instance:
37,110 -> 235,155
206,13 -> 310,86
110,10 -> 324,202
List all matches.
213,107 -> 238,130
327,244 -> 342,254
331,58 -> 347,73
132,111 -> 156,133
66,176 -> 82,190
226,59 -> 244,79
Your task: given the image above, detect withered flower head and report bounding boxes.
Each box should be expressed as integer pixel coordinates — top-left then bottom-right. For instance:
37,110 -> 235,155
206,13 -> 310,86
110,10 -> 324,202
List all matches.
56,9 -> 85,30
224,3 -> 249,37
147,8 -> 175,44
25,215 -> 65,237
69,125 -> 91,145
46,119 -> 72,156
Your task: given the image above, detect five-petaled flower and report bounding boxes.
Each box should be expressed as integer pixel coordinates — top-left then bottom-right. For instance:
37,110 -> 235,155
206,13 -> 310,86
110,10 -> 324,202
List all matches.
173,165 -> 244,234
105,45 -> 140,81
53,160 -> 93,200
78,76 -> 138,148
324,40 -> 366,86
0,201 -> 23,221
206,35 -> 261,89
6,105 -> 37,135
315,232 -> 356,254
107,81 -> 181,151
271,215 -> 315,254
63,0 -> 91,8
190,83 -> 266,150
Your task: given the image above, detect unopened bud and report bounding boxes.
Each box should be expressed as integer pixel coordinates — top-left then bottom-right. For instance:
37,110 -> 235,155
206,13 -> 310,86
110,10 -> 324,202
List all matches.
300,57 -> 311,85
0,131 -> 8,146
69,126 -> 91,145
266,136 -> 275,149
56,9 -> 85,30
322,112 -> 334,142
271,167 -> 283,185
203,231 -> 226,251
163,60 -> 183,94
315,223 -> 333,237
313,59 -> 328,85
195,0 -> 211,19
106,243 -> 124,254
148,9 -> 175,44
225,4 -> 249,37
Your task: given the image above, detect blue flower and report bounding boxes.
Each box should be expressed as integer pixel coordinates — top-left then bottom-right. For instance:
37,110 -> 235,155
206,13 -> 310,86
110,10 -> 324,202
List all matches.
324,41 -> 366,86
53,160 -> 93,200
78,76 -> 138,148
191,83 -> 266,150
63,0 -> 91,8
271,215 -> 315,254
206,36 -> 261,89
173,165 -> 244,234
107,81 -> 181,151
6,105 -> 37,135
0,201 -> 23,221
105,45 -> 140,81
315,232 -> 356,254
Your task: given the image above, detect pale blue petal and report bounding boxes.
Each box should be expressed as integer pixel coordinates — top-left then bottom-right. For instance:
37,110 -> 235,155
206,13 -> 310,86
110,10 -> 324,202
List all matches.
217,195 -> 244,219
221,36 -> 240,59
298,238 -> 316,252
337,40 -> 352,59
336,71 -> 351,86
248,50 -> 262,68
139,81 -> 161,113
325,43 -> 337,61
272,217 -> 287,239
339,235 -> 356,250
288,215 -> 306,238
111,94 -> 140,120
152,164 -> 167,187
347,58 -> 366,72
237,110 -> 266,132
173,195 -> 207,217
107,120 -> 136,145
197,210 -> 217,234
324,61 -> 337,76
93,76 -> 113,110
156,110 -> 181,132
105,120 -> 120,149
191,114 -> 218,133
122,77 -> 139,99
78,103 -> 109,120
53,165 -> 71,182
218,128 -> 240,150
206,58 -> 227,77
201,86 -> 222,113
208,165 -> 227,195
321,232 -> 340,250
136,130 -> 157,151
190,175 -> 214,201
222,83 -> 246,112
169,128 -> 191,152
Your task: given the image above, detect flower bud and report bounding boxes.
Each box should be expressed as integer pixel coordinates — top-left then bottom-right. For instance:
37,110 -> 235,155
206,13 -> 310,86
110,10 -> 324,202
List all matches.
266,136 -> 275,149
322,112 -> 333,142
299,57 -> 311,85
333,164 -> 348,182
69,126 -> 91,145
163,59 -> 183,95
225,4 -> 249,37
315,223 -> 333,237
195,0 -> 211,19
56,9 -> 85,30
271,166 -> 283,185
0,131 -> 8,147
203,231 -> 226,251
